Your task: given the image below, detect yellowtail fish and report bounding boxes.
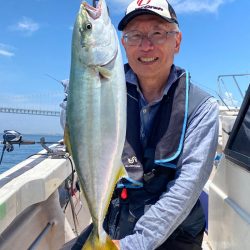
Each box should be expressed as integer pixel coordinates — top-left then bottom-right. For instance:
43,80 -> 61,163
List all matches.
65,0 -> 127,249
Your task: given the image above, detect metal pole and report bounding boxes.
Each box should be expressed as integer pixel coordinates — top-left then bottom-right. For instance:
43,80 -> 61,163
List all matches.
232,76 -> 244,99
219,78 -> 235,107
28,222 -> 55,250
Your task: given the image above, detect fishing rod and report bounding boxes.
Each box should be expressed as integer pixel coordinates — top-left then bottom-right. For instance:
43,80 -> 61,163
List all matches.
0,130 -> 64,165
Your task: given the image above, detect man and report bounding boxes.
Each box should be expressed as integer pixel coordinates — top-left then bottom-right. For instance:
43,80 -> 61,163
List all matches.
72,0 -> 219,249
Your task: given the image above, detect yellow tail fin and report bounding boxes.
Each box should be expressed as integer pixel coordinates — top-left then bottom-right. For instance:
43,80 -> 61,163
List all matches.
82,229 -> 117,250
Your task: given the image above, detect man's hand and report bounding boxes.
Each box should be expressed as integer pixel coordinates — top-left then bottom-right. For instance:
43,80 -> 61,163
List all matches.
112,240 -> 120,249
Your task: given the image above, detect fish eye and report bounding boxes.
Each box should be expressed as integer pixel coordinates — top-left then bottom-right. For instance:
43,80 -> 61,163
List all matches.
85,23 -> 92,30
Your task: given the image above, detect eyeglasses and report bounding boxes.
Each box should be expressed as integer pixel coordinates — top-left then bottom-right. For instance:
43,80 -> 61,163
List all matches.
123,30 -> 179,46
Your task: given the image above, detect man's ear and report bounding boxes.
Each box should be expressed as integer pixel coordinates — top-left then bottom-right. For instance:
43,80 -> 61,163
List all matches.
121,36 -> 126,48
175,31 -> 182,53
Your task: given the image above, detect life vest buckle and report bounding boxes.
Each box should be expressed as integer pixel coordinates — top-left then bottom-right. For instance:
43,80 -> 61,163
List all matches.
143,169 -> 156,182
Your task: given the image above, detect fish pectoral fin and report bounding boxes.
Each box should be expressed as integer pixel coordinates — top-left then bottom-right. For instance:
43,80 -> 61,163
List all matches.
64,124 -> 72,155
97,66 -> 111,79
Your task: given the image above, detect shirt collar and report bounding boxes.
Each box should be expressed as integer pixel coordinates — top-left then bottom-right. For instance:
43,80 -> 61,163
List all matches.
125,64 -> 185,98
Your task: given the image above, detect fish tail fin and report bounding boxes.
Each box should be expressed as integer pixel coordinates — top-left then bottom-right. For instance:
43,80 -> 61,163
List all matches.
81,229 -> 117,250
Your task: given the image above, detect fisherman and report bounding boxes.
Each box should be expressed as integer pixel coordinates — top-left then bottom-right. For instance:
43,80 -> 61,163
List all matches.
70,0 -> 219,249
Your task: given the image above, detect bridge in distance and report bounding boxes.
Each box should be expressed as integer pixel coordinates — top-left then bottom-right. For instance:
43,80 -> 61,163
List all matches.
0,92 -> 63,117
0,107 -> 60,117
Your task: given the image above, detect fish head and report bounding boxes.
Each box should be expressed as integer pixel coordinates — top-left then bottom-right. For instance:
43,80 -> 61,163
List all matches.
72,0 -> 118,66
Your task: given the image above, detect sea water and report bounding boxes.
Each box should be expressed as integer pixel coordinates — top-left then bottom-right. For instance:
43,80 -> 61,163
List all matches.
0,134 -> 62,174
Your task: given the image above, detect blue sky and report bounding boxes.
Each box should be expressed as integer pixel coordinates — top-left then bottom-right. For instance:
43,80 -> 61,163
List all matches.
0,0 -> 250,135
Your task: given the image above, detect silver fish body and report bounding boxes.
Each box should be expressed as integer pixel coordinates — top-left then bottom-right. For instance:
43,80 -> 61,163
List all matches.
65,0 -> 126,249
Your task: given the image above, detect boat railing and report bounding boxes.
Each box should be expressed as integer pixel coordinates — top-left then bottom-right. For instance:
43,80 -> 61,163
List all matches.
217,73 -> 250,110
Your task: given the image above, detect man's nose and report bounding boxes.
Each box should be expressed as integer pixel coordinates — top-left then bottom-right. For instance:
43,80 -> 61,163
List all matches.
139,36 -> 154,50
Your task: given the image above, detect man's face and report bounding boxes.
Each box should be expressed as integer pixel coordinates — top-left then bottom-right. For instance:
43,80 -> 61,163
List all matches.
122,15 -> 182,80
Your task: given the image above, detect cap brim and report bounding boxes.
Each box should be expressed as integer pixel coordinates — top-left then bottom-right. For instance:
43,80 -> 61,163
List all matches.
118,9 -> 177,31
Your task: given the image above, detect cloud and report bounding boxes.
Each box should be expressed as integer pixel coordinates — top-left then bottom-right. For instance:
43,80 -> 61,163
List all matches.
10,17 -> 40,35
0,43 -> 15,57
0,50 -> 14,57
169,0 -> 234,13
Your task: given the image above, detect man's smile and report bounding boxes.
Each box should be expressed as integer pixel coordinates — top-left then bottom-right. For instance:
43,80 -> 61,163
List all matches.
138,57 -> 159,63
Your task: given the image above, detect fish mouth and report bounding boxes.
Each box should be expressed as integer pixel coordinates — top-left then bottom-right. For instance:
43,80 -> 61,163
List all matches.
82,1 -> 102,20
78,1 -> 103,48
78,0 -> 118,66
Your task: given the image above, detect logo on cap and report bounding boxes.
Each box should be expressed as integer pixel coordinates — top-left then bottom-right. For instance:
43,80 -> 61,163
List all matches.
137,0 -> 152,6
